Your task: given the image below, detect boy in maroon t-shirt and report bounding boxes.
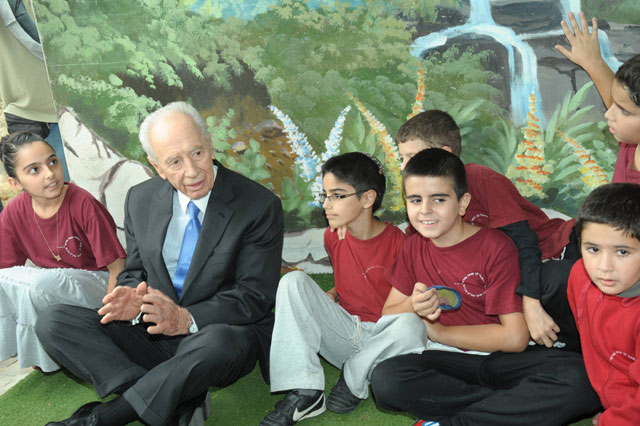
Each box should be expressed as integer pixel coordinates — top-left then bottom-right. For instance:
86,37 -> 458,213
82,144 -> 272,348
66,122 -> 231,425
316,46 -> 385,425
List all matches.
370,148 -> 599,426
381,147 -> 528,352
396,109 -> 580,352
259,152 -> 424,426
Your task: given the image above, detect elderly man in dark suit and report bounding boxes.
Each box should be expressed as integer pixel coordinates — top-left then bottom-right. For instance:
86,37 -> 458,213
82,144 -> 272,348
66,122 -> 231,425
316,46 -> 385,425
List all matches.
36,102 -> 284,426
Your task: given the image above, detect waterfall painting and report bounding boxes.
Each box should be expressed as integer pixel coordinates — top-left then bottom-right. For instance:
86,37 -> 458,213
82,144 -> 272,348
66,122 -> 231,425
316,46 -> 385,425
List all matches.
32,0 -> 640,238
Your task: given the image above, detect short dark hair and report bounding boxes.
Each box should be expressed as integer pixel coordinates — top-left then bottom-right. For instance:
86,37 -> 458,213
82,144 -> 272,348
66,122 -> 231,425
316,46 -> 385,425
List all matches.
403,148 -> 467,199
321,152 -> 386,212
0,131 -> 52,179
396,110 -> 462,156
615,53 -> 640,107
576,183 -> 640,242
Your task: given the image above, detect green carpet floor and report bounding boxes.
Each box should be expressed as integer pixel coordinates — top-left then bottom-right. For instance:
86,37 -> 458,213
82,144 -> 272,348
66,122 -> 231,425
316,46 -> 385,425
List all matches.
0,364 -> 594,426
0,274 -> 594,425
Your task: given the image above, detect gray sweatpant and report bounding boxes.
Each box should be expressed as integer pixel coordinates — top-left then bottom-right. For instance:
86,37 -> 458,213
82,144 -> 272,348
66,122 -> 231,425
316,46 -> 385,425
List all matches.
269,271 -> 428,399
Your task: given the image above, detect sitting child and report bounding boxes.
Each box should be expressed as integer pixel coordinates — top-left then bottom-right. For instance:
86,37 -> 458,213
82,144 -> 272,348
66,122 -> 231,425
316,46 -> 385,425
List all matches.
568,182 -> 640,426
0,131 -> 126,372
380,148 -> 528,353
396,109 -> 580,351
556,11 -> 640,184
370,148 -> 599,426
259,152 -> 426,426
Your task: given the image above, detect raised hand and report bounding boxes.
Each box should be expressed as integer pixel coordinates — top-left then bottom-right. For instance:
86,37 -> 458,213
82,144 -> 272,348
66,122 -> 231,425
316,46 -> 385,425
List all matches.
555,11 -> 614,106
555,11 -> 602,68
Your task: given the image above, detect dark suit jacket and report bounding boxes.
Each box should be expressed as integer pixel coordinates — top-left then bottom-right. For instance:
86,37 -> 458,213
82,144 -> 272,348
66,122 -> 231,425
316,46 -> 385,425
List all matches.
118,160 -> 284,380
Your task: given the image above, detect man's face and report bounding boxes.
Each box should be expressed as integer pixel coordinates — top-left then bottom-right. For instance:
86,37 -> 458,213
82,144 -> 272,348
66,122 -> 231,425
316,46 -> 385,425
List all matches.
148,112 -> 215,200
604,80 -> 640,146
398,138 -> 432,171
581,222 -> 640,296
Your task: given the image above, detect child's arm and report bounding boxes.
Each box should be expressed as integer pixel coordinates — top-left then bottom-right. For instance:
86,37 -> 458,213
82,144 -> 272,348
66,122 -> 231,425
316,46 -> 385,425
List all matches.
555,11 -> 615,107
425,312 -> 529,353
499,220 -> 560,347
382,284 -> 440,320
106,257 -> 126,294
326,287 -> 339,302
522,296 -> 560,347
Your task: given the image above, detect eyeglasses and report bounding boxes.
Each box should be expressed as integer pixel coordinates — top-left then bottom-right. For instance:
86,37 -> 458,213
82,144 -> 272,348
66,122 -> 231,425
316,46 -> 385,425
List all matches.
319,191 -> 364,204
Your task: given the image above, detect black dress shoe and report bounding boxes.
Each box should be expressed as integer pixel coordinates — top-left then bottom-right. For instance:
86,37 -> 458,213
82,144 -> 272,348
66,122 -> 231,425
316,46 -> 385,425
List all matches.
45,401 -> 101,426
175,391 -> 210,426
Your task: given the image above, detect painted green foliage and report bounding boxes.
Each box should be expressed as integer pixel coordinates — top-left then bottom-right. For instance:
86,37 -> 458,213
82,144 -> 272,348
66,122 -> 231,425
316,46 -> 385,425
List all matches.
583,0 -> 640,24
34,0 -> 620,231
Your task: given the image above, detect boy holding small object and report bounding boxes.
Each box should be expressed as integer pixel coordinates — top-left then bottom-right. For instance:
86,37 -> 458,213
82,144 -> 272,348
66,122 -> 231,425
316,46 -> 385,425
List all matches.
371,149 -> 600,426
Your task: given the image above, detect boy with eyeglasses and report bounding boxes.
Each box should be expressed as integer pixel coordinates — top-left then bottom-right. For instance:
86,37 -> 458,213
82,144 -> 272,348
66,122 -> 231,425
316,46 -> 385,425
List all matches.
259,152 -> 425,426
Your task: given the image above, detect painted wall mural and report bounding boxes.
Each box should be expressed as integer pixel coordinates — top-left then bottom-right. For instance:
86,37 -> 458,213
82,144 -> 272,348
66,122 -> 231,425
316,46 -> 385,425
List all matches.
30,0 -> 640,267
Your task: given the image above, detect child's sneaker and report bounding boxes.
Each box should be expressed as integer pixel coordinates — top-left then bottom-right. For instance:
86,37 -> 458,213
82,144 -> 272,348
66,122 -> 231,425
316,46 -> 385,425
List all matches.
259,389 -> 325,426
412,421 -> 441,426
326,371 -> 361,414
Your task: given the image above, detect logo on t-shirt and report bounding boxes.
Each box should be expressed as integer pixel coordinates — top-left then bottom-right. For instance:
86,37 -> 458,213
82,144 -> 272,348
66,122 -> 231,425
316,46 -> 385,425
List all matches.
454,271 -> 487,298
362,265 -> 385,286
58,236 -> 83,258
468,213 -> 489,227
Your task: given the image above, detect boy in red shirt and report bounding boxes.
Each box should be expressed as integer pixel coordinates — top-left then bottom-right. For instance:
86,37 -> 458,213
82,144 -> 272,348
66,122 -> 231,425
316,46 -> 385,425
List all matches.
568,183 -> 640,426
381,148 -> 528,352
259,152 -> 425,426
371,150 -> 599,426
396,110 -> 579,351
556,11 -> 640,185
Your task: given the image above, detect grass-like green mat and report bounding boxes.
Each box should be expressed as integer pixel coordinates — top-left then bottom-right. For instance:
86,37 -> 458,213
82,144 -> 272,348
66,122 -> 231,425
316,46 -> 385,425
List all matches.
0,274 -> 594,425
0,365 -> 594,426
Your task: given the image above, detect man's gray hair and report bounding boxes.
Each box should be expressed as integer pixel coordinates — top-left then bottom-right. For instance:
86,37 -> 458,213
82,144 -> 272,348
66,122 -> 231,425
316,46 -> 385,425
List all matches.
139,102 -> 210,161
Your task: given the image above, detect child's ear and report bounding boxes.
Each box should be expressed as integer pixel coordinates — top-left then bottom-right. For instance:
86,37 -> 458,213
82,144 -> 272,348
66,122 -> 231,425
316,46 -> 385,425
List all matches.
7,176 -> 23,191
458,192 -> 472,215
361,189 -> 377,209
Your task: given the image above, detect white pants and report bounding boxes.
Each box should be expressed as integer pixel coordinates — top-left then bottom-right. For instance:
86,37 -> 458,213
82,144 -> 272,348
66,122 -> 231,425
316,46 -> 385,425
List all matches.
0,265 -> 108,372
269,271 -> 428,399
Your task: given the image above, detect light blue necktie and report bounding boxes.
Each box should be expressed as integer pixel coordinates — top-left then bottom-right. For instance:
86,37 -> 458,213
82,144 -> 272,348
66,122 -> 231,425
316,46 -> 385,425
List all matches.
173,201 -> 201,298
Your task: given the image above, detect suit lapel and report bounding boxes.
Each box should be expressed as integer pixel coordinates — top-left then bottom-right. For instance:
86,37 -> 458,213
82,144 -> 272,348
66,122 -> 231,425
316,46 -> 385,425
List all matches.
180,162 -> 234,299
146,181 -> 174,295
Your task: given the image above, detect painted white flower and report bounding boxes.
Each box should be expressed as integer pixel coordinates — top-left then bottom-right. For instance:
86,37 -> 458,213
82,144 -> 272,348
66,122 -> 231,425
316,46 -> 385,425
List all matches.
270,104 -> 351,207
269,105 -> 319,182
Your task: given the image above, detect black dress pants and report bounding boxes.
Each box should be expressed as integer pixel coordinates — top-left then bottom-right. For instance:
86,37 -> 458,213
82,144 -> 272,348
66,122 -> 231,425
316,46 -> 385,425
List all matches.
370,347 -> 600,426
36,304 -> 260,426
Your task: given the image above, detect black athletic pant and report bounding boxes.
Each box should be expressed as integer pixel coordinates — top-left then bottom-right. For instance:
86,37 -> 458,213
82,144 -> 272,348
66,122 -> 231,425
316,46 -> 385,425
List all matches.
370,347 -> 600,426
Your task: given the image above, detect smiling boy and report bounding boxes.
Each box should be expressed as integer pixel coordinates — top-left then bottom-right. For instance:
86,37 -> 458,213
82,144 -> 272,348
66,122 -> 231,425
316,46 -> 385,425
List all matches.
568,183 -> 640,426
378,148 -> 528,352
395,110 -> 580,351
371,149 -> 533,424
371,149 -> 600,426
